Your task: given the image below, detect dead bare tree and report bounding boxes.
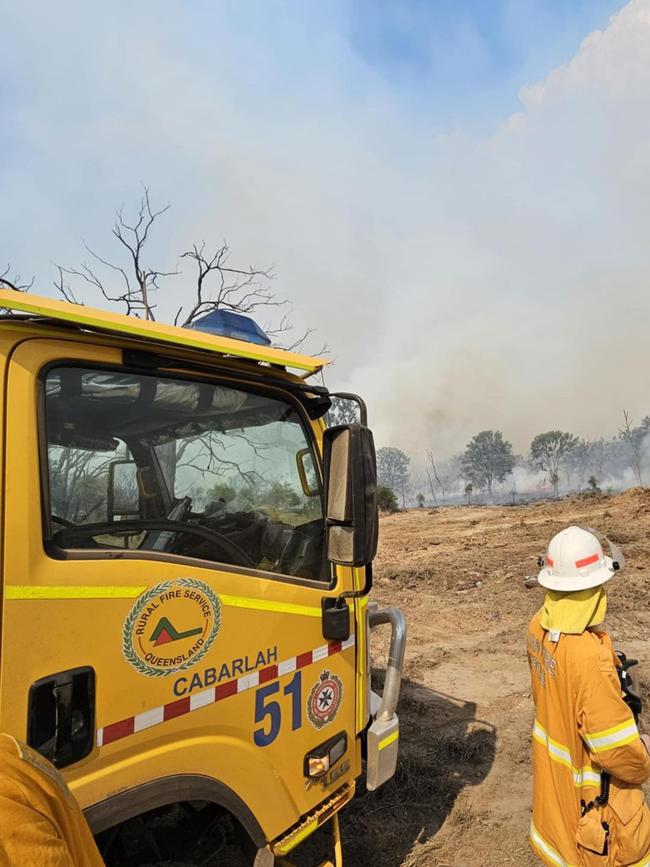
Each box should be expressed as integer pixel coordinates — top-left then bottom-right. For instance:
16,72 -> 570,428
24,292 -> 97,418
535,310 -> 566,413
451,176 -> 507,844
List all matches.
6,187 -> 322,352
619,410 -> 644,486
425,467 -> 438,507
175,249 -> 322,351
51,186 -> 316,349
426,449 -> 445,501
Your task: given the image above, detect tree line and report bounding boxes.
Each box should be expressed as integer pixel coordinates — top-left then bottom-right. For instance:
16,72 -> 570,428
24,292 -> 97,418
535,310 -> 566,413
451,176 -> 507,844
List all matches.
371,415 -> 650,510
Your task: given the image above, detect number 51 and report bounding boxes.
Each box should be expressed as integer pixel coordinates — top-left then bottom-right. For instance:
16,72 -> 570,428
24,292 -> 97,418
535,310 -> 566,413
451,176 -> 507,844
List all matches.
254,672 -> 302,747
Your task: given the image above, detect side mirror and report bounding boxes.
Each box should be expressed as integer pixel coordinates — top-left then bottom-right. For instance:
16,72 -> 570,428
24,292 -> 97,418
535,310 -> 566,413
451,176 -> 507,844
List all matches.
322,424 -> 378,567
107,460 -> 140,520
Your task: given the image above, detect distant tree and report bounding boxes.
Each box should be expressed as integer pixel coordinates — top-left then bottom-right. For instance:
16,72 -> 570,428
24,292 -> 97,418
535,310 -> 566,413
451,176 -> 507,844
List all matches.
377,485 -> 398,512
377,447 -> 411,508
464,482 -> 473,505
587,475 -> 601,495
206,482 -> 238,503
416,492 -> 425,508
529,431 -> 578,497
619,411 -> 650,487
426,449 -> 446,501
441,454 -> 464,498
566,437 -> 626,490
462,431 -> 515,499
265,481 -> 301,510
564,439 -> 589,489
549,471 -> 560,495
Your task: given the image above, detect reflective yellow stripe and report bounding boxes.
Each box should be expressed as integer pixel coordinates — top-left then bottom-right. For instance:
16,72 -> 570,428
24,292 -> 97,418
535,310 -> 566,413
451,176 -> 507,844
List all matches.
583,718 -> 639,753
275,819 -> 318,854
533,721 -> 600,789
220,595 -> 321,618
7,585 -> 324,617
356,594 -> 369,732
588,718 -> 638,739
378,731 -> 399,751
629,853 -> 650,867
0,288 -> 328,373
5,585 -> 146,599
530,820 -> 576,867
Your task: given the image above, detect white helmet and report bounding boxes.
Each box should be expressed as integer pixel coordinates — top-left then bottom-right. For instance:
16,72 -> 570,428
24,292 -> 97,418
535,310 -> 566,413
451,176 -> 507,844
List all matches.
537,525 -> 624,592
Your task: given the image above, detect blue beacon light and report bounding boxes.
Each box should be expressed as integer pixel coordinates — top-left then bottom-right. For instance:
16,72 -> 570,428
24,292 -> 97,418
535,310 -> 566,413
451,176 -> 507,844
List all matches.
188,310 -> 272,346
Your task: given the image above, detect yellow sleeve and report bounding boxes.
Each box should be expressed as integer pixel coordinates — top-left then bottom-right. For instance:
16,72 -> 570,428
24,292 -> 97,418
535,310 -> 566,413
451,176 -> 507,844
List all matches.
0,792 -> 74,867
576,649 -> 650,786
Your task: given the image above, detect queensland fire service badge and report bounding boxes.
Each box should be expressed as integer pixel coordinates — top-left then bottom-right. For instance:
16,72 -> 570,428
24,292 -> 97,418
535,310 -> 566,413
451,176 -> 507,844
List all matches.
307,669 -> 343,729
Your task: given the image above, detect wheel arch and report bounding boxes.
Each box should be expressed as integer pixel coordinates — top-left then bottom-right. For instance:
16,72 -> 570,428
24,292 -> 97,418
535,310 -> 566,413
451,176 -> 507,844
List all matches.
84,773 -> 266,849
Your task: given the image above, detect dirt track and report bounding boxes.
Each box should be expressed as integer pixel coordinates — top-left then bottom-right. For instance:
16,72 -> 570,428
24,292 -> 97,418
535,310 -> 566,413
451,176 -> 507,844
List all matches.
336,488 -> 650,867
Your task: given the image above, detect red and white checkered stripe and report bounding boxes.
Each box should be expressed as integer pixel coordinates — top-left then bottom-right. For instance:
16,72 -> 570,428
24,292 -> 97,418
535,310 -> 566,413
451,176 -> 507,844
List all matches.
97,634 -> 356,748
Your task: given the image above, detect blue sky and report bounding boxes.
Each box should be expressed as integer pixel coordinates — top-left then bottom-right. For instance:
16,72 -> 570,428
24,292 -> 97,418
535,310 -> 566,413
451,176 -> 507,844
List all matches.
2,0 -> 650,457
1,1 -> 624,160
349,0 -> 622,118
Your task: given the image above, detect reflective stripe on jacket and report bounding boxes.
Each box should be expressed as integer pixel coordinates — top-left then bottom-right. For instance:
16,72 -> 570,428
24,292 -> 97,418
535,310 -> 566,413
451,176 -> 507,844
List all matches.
528,613 -> 650,866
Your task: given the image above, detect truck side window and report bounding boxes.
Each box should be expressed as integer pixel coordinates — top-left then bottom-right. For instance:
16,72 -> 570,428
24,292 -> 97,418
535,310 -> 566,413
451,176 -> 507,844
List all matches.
43,367 -> 327,582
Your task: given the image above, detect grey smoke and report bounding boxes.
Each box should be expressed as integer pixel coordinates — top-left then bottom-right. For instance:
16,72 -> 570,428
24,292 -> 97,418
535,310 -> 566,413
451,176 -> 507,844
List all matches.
2,0 -> 650,474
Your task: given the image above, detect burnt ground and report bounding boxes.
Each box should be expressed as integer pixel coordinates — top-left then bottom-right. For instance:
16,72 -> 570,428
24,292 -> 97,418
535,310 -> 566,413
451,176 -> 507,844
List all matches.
337,488 -> 650,867
100,489 -> 650,866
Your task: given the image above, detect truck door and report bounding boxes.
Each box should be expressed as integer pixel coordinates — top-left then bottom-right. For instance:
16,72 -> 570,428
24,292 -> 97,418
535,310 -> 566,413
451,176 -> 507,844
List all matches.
0,338 -> 359,841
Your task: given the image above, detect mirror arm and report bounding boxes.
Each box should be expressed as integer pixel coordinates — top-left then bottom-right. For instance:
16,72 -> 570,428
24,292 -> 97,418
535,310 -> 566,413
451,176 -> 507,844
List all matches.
336,563 -> 373,604
321,565 -> 373,642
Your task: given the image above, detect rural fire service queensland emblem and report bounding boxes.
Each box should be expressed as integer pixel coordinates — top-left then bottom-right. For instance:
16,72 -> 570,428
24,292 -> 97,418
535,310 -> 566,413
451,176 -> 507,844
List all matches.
307,670 -> 343,729
122,578 -> 221,678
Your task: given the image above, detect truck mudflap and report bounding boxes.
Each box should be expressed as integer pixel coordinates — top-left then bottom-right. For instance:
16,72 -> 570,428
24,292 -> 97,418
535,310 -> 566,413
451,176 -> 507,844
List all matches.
366,604 -> 407,792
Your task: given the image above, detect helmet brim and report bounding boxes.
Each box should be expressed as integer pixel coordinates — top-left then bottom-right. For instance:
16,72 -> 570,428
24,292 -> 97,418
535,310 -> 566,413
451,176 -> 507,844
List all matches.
537,556 -> 616,592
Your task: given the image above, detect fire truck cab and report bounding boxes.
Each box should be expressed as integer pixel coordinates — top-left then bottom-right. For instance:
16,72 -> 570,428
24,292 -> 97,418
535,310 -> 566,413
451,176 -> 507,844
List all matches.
0,289 -> 406,866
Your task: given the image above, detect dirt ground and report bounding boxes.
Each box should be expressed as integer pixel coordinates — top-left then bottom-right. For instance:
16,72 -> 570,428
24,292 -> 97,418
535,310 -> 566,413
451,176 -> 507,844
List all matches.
334,488 -> 650,867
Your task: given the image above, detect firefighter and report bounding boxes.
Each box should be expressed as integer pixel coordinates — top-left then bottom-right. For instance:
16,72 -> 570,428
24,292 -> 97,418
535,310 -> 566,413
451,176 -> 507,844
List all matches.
528,525 -> 650,866
0,733 -> 104,866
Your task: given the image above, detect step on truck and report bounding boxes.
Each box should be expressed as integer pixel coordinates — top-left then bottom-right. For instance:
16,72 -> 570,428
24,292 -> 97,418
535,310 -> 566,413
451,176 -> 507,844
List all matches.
0,289 -> 407,866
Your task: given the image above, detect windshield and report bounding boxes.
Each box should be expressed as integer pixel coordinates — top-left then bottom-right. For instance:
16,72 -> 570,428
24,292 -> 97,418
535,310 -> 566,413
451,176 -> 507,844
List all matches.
44,367 -> 326,582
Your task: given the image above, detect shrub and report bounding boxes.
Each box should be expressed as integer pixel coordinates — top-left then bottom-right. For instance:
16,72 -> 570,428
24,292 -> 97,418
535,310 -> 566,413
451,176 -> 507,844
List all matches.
378,485 -> 398,512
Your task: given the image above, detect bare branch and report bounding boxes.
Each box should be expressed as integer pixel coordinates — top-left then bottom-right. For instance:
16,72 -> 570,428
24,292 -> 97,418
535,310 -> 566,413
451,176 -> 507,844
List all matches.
55,186 -> 176,320
53,266 -> 83,305
0,264 -> 34,292
176,241 -> 279,328
82,241 -> 133,295
269,319 -> 329,355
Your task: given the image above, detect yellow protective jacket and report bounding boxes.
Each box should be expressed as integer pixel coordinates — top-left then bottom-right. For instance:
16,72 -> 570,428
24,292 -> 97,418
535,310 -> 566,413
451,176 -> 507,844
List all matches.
528,613 -> 650,867
0,734 -> 104,866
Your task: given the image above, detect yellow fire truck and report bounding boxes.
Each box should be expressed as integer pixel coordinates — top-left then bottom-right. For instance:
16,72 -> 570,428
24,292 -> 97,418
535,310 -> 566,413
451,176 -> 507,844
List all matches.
0,289 -> 406,866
